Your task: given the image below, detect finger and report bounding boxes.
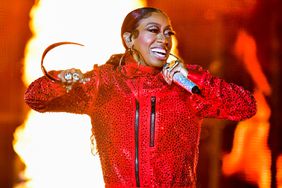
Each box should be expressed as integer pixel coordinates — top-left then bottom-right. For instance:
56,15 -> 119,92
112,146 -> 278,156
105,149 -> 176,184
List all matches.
180,68 -> 188,77
171,62 -> 188,78
72,72 -> 82,82
162,69 -> 172,85
58,71 -> 67,82
64,72 -> 73,83
163,76 -> 172,85
164,68 -> 172,80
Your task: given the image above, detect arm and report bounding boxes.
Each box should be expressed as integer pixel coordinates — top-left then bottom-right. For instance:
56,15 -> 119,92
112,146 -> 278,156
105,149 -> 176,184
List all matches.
188,65 -> 257,121
24,68 -> 99,115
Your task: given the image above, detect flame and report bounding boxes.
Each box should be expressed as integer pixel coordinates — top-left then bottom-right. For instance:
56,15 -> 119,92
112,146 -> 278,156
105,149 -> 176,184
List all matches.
14,1 -> 146,188
233,30 -> 271,96
222,30 -> 272,188
277,155 -> 282,188
222,90 -> 271,187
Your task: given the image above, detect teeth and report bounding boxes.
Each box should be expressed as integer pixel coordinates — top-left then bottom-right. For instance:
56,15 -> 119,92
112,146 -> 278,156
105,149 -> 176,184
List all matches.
151,48 -> 166,55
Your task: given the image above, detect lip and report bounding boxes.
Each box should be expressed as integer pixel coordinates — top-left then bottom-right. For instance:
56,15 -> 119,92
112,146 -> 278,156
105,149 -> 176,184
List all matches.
150,47 -> 168,61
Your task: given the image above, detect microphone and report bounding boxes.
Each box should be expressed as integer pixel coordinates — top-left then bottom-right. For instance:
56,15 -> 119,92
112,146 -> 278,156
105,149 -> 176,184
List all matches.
172,72 -> 201,94
163,59 -> 201,94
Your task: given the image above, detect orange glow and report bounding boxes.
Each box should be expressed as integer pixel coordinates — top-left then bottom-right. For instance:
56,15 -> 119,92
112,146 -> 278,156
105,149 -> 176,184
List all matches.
13,1 -> 146,188
234,30 -> 271,96
277,155 -> 282,188
222,30 -> 272,188
222,90 -> 271,187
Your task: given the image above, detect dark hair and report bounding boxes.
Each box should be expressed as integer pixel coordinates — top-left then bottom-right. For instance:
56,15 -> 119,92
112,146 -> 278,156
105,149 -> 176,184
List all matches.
106,7 -> 167,67
121,7 -> 165,49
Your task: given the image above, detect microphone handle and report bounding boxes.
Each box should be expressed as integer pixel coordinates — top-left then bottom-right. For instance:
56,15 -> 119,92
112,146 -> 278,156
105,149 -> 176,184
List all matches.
173,72 -> 201,94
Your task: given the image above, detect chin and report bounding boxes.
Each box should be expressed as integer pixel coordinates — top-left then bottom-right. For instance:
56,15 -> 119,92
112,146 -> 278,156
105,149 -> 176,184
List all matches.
155,60 -> 167,67
146,57 -> 167,67
149,62 -> 164,68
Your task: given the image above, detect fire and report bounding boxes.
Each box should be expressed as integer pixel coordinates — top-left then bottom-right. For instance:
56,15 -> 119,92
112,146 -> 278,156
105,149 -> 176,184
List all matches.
13,1 -> 145,188
277,156 -> 282,188
222,30 -> 272,188
222,90 -> 271,187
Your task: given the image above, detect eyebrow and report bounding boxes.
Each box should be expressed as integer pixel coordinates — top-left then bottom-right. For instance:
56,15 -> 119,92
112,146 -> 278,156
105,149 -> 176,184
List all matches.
145,22 -> 173,30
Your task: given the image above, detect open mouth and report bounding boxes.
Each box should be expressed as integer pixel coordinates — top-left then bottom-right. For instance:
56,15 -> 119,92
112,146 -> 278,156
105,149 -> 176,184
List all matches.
151,48 -> 167,60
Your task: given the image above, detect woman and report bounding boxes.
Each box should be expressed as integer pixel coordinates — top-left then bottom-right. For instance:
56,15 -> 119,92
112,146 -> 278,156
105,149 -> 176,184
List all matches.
24,7 -> 256,187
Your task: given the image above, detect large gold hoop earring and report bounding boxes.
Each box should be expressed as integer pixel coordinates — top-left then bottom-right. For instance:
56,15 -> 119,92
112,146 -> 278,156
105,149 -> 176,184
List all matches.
118,47 -> 131,69
118,46 -> 141,78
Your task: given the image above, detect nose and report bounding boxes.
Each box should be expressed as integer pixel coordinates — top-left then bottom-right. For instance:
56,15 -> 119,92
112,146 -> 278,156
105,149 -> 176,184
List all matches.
156,33 -> 168,44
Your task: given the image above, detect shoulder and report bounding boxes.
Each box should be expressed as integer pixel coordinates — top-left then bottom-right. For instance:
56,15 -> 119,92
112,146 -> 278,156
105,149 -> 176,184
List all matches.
81,63 -> 115,83
95,53 -> 122,72
185,63 -> 211,78
186,64 -> 207,72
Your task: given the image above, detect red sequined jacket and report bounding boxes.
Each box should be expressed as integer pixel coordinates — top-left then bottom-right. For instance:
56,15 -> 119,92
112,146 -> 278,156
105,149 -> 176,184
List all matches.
24,56 -> 256,188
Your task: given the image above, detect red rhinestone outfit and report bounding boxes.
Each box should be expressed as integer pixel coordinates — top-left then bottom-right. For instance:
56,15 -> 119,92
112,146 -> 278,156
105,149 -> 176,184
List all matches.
24,56 -> 256,188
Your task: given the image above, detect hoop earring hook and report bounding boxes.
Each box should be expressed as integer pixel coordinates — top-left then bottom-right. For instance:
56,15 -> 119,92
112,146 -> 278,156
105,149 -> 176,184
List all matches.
118,46 -> 143,78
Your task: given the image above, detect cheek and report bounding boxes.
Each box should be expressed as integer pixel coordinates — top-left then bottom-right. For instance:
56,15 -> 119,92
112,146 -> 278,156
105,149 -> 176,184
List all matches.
135,34 -> 155,49
142,34 -> 155,43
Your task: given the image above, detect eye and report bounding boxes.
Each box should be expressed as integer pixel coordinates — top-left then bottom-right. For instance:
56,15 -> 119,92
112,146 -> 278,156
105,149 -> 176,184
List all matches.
147,27 -> 160,34
164,30 -> 175,37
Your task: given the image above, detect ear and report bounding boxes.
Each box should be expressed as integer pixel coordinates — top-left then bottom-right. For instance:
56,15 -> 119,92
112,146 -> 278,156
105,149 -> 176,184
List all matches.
123,32 -> 133,48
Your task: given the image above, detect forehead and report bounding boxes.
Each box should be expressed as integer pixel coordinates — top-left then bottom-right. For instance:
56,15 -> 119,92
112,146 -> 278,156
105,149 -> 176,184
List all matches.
137,12 -> 171,28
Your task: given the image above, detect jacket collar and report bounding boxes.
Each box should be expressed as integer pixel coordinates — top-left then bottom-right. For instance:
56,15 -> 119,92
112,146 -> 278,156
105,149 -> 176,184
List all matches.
120,55 -> 162,78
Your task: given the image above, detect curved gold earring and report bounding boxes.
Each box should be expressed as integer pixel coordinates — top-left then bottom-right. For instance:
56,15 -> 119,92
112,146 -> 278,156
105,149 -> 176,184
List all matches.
118,46 -> 142,78
41,41 -> 84,82
118,47 -> 131,68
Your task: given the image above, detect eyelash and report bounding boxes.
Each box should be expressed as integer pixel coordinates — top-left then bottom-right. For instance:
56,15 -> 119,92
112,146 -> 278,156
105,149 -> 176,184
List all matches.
147,28 -> 175,37
166,31 -> 175,36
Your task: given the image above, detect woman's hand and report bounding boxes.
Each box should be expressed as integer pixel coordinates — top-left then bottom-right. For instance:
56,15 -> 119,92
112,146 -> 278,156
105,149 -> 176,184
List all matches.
57,68 -> 89,92
162,60 -> 188,85
58,68 -> 85,84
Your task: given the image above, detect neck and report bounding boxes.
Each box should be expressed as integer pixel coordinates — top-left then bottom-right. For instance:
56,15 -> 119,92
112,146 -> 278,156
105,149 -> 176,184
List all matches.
132,49 -> 145,66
